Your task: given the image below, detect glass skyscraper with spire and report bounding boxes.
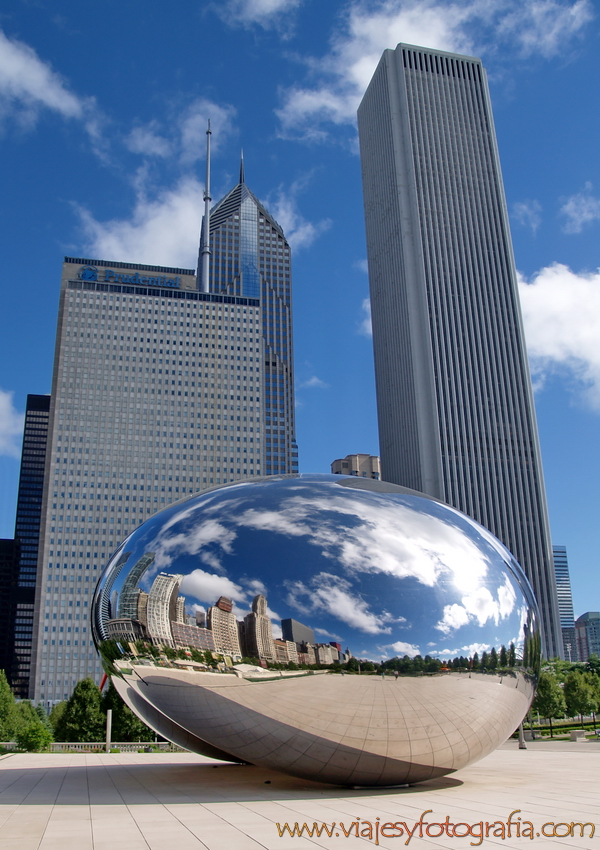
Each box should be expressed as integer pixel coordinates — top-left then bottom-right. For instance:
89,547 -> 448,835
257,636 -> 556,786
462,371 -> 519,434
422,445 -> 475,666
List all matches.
358,43 -> 561,658
199,160 -> 298,476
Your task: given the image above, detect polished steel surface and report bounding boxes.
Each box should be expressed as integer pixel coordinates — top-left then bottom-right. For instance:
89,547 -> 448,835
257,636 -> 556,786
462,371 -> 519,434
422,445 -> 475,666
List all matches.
93,474 -> 540,786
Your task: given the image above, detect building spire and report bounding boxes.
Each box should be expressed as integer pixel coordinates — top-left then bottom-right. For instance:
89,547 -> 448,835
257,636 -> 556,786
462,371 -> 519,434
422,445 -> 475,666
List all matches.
239,149 -> 245,184
200,120 -> 212,294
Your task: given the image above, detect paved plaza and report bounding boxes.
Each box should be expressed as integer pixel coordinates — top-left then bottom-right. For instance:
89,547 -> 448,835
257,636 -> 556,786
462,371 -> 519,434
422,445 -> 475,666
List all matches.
0,740 -> 598,849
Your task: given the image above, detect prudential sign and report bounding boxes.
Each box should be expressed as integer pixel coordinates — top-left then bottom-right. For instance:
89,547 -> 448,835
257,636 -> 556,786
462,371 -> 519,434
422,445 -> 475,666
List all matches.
78,266 -> 181,289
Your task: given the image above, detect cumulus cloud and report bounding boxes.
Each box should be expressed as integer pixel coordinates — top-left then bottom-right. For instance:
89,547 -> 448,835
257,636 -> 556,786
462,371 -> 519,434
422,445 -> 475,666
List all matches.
76,176 -> 204,268
518,262 -> 600,408
299,375 -> 329,388
179,99 -> 236,165
0,28 -> 104,151
428,642 -> 491,657
378,640 -> 421,657
125,122 -> 171,158
0,389 -> 24,458
286,573 -> 397,634
180,568 -> 247,605
267,183 -> 331,251
358,297 -> 372,336
276,0 -> 593,140
560,182 -> 600,233
435,575 -> 516,634
212,0 -> 304,33
512,200 -> 542,234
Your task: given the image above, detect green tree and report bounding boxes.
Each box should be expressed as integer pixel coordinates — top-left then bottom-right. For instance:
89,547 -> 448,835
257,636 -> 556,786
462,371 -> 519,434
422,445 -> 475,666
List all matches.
508,643 -> 516,667
499,645 -> 508,667
15,721 -> 53,752
0,670 -> 20,741
49,701 -> 67,734
564,671 -> 597,726
101,682 -> 152,742
489,647 -> 498,670
531,672 -> 566,737
53,679 -> 105,742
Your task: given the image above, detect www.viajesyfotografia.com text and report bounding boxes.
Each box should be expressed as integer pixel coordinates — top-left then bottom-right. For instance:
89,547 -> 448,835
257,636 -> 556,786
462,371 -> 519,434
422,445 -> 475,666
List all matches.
275,810 -> 596,845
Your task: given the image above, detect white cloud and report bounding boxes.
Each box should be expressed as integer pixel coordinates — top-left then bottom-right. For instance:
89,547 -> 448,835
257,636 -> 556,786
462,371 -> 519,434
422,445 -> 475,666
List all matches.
299,375 -> 329,388
0,27 -> 105,153
560,182 -> 600,233
0,389 -> 24,458
518,262 -> 600,408
286,572 -> 397,634
267,184 -> 331,251
358,297 -> 372,336
435,576 -> 516,633
76,176 -> 204,268
179,99 -> 236,165
125,123 -> 171,158
378,640 -> 421,657
512,200 -> 542,234
213,0 -> 304,31
180,568 -> 247,605
276,0 -> 593,140
0,28 -> 85,124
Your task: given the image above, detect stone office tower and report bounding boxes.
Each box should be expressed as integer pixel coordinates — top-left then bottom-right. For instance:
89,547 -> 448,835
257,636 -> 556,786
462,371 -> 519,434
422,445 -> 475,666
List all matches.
31,161 -> 298,704
358,43 -> 561,658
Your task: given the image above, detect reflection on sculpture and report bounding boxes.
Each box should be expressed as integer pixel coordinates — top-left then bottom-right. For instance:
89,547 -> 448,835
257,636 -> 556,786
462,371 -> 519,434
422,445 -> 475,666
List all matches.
92,474 -> 540,786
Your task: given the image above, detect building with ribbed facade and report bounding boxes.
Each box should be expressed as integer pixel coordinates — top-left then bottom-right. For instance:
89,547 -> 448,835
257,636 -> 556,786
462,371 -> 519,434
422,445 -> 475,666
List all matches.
146,572 -> 183,648
243,593 -> 276,661
552,545 -> 578,661
30,161 -> 297,704
206,595 -> 242,659
358,43 -> 561,658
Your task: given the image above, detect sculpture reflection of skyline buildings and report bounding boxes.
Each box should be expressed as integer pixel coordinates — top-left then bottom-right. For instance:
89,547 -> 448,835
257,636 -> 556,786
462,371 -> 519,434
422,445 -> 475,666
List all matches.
101,562 -> 351,666
30,136 -> 298,704
92,475 -> 541,786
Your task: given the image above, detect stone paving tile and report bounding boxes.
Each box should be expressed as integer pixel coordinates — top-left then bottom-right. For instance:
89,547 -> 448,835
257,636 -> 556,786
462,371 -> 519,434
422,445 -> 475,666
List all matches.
0,743 -> 598,849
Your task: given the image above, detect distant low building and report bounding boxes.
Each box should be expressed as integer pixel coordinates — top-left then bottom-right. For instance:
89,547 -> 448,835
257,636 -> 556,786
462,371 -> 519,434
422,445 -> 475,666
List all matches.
105,618 -> 147,643
575,612 -> 600,661
171,621 -> 216,653
331,453 -> 380,479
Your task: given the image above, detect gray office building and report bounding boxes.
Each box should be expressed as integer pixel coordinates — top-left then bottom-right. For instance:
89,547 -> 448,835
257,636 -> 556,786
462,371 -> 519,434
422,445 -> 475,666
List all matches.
358,43 -> 561,658
281,618 -> 315,647
552,545 -> 578,661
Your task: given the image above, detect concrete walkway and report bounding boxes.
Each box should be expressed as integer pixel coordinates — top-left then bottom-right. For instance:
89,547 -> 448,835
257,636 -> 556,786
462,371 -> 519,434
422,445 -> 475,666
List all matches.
0,740 -> 598,849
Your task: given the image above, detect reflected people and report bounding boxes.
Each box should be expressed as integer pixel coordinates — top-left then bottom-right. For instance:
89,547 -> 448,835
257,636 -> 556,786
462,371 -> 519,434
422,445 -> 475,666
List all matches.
92,473 -> 540,786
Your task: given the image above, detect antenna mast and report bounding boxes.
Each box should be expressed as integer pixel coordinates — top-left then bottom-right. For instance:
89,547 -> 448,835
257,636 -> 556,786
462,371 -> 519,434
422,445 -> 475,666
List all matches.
200,120 -> 212,294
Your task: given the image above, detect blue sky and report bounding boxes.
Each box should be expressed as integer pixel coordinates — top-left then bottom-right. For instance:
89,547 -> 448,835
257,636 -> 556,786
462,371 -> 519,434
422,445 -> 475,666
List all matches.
0,0 -> 599,620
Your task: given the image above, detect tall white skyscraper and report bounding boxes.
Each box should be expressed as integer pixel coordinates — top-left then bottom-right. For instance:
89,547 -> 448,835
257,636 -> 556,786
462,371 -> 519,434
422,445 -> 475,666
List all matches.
358,43 -> 561,658
31,166 -> 297,704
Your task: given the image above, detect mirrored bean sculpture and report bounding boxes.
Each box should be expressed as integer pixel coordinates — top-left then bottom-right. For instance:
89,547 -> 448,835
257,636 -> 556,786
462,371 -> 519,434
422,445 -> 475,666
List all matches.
92,474 -> 540,786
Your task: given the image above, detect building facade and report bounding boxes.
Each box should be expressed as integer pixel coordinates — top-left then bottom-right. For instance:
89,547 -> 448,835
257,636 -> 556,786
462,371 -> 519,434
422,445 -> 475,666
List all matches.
331,454 -> 380,479
575,612 -> 600,662
243,593 -> 276,661
552,545 -> 578,661
31,166 -> 298,703
206,596 -> 242,659
3,395 -> 51,697
357,43 -> 561,658
199,165 -> 298,477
